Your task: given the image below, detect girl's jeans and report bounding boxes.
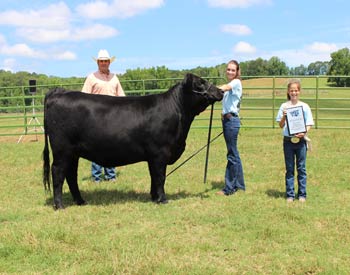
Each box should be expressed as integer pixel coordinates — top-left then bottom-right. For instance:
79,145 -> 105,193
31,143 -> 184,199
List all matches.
283,139 -> 307,199
222,116 -> 245,194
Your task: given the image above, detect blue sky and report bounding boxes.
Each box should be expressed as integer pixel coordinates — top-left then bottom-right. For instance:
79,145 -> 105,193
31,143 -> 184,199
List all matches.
0,0 -> 349,77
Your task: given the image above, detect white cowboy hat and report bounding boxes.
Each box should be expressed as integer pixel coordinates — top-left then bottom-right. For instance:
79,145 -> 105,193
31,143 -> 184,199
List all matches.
93,49 -> 116,62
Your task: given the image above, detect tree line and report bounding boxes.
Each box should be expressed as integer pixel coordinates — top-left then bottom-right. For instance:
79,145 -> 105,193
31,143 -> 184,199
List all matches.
1,47 -> 350,92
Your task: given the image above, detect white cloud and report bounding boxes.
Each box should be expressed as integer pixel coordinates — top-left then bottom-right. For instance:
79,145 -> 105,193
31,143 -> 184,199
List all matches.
221,24 -> 252,35
17,28 -> 71,43
0,2 -> 77,44
17,24 -> 119,43
76,0 -> 165,19
75,1 -> 114,19
114,0 -> 165,18
118,55 -> 230,72
0,40 -> 77,61
0,34 -> 6,45
0,2 -> 120,44
265,49 -> 331,67
0,43 -> 45,58
0,32 -> 45,58
233,41 -> 256,54
305,42 -> 338,53
52,51 -> 76,60
72,24 -> 119,41
226,41 -> 340,67
2,58 -> 16,72
208,0 -> 272,8
0,2 -> 71,29
260,42 -> 340,67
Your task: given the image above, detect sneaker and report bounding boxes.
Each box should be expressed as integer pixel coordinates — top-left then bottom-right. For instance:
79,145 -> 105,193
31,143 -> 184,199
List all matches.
299,197 -> 306,203
216,190 -> 226,196
286,198 -> 294,203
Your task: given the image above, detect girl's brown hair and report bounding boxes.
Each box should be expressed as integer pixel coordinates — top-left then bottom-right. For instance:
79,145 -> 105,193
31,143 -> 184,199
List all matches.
227,60 -> 241,80
286,78 -> 301,100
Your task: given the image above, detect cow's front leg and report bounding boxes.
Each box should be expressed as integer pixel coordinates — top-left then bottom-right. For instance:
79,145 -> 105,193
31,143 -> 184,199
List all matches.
51,161 -> 66,210
148,161 -> 168,204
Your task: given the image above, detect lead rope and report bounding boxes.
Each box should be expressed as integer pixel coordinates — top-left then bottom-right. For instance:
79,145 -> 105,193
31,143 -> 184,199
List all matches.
166,131 -> 223,178
166,103 -> 222,179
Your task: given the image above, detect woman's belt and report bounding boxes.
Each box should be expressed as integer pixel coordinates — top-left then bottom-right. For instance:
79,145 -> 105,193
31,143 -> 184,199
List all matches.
223,112 -> 238,119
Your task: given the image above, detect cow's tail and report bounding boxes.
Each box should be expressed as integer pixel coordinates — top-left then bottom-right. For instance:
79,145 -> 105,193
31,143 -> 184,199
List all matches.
42,96 -> 51,192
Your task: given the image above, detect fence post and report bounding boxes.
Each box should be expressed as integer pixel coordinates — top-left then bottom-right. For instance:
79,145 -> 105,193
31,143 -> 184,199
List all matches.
315,76 -> 319,129
203,104 -> 214,184
21,86 -> 28,135
272,77 -> 276,128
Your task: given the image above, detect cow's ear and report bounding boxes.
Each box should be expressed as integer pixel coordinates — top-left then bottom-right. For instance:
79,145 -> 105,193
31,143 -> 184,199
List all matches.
182,73 -> 201,93
182,73 -> 193,90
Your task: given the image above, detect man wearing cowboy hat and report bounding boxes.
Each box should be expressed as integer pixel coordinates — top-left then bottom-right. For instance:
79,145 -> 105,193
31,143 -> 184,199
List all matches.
82,49 -> 125,183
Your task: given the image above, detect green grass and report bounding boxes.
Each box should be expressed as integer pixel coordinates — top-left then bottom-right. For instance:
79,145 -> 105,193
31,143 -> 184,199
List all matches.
1,128 -> 350,274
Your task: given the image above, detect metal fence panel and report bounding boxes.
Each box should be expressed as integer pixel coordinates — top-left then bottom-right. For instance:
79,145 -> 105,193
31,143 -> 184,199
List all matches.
0,76 -> 349,139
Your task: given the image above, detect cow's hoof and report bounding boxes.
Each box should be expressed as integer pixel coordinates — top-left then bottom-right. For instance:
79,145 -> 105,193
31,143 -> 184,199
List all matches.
76,199 -> 87,206
53,204 -> 65,210
152,198 -> 168,204
151,196 -> 157,202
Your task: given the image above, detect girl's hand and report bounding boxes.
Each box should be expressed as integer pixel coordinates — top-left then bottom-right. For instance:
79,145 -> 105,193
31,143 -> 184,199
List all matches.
295,132 -> 305,138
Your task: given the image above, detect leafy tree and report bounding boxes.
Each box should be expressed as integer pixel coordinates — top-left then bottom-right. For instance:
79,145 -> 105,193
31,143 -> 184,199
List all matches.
2,51 -> 350,95
307,61 -> 329,75
266,56 -> 289,75
290,65 -> 308,76
328,47 -> 350,86
240,58 -> 268,76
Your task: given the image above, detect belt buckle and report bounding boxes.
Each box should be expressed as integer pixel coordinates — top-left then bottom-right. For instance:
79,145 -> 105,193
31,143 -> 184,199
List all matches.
291,137 -> 300,143
223,113 -> 232,120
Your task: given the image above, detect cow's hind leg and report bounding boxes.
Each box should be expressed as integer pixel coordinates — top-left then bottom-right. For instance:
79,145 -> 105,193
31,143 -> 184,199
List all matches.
66,156 -> 86,206
148,161 -> 168,204
51,159 -> 66,210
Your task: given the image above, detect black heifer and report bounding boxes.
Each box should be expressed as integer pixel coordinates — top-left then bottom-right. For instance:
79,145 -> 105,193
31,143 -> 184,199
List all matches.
43,73 -> 223,209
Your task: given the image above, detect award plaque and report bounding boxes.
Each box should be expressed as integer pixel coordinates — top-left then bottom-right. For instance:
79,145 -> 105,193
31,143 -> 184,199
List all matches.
286,106 -> 307,135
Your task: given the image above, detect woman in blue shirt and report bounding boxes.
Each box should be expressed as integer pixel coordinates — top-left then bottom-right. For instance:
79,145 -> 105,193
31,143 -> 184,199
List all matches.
216,60 -> 245,196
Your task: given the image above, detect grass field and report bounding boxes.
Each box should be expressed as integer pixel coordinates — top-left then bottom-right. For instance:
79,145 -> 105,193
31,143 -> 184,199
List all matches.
1,127 -> 349,274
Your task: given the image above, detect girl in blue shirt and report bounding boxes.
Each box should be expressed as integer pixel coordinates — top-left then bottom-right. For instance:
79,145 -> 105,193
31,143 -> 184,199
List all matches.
276,79 -> 314,202
216,60 -> 245,196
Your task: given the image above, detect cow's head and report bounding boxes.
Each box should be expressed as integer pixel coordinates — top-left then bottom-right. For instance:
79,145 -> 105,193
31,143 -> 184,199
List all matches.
182,73 -> 224,114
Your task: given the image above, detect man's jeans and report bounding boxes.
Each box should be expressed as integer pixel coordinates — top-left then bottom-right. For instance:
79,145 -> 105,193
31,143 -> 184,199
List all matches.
222,116 -> 245,194
283,140 -> 307,199
92,162 -> 116,182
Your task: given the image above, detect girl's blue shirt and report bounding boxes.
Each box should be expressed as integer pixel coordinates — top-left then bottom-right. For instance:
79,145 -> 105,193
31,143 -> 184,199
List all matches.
276,101 -> 314,136
222,78 -> 242,115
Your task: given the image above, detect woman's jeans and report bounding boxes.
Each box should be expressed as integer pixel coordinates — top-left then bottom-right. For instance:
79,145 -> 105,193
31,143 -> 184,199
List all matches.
92,162 -> 116,182
222,116 -> 245,195
283,139 -> 307,199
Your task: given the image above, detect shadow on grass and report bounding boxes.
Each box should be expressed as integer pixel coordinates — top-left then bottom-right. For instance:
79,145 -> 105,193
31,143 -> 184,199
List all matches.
44,185 -> 216,209
265,189 -> 285,199
209,180 -> 224,191
203,181 -> 286,199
